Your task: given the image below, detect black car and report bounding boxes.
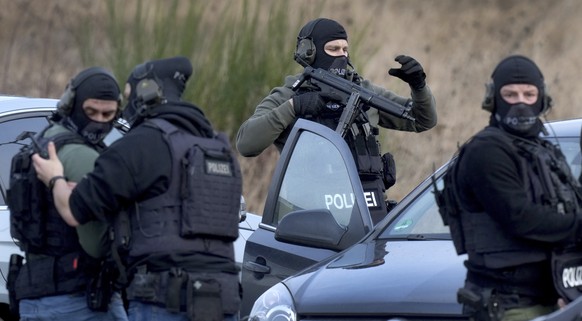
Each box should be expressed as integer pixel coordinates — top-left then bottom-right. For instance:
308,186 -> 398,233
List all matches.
240,118 -> 582,320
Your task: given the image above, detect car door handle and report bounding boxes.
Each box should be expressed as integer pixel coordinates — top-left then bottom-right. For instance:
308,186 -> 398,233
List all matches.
243,261 -> 271,274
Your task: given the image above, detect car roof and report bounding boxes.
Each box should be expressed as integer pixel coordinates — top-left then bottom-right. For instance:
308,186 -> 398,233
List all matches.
0,95 -> 58,115
543,118 -> 582,138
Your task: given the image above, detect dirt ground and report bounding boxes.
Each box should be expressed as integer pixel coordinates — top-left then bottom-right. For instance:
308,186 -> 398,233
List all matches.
2,0 -> 582,213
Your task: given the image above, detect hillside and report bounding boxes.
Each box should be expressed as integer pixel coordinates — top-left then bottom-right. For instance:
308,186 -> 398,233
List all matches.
2,0 -> 582,213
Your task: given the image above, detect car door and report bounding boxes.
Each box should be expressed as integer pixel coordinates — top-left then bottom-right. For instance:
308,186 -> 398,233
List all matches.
240,119 -> 374,316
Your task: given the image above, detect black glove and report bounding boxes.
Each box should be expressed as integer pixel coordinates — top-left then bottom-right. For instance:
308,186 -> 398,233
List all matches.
388,55 -> 426,90
293,91 -> 342,117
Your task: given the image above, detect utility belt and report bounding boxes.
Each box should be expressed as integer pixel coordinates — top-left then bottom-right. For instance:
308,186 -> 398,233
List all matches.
9,252 -> 115,312
13,252 -> 89,301
458,284 -> 551,321
126,266 -> 241,321
458,287 -> 504,321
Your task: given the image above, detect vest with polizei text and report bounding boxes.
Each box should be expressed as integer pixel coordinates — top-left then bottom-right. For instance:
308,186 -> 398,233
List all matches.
128,118 -> 242,263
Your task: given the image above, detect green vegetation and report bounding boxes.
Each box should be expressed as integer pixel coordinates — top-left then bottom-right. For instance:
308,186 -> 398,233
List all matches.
74,0 -> 372,138
75,1 -> 297,135
66,0 -> 376,211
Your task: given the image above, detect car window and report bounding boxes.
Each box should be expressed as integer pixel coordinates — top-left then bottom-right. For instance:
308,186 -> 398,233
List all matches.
546,138 -> 581,179
381,136 -> 582,239
0,116 -> 49,205
382,176 -> 449,237
275,131 -> 359,227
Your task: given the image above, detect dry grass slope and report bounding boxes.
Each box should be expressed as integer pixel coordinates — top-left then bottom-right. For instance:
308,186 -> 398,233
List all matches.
2,0 -> 582,213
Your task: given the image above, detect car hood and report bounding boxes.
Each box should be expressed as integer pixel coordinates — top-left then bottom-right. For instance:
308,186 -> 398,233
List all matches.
284,239 -> 467,316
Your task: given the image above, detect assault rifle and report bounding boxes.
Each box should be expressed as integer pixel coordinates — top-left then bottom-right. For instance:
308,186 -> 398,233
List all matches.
291,66 -> 415,137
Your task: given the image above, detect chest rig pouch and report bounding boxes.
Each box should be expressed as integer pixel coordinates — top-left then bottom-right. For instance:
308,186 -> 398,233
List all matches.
344,115 -> 392,223
7,127 -> 87,254
513,137 -> 581,215
180,131 -> 241,241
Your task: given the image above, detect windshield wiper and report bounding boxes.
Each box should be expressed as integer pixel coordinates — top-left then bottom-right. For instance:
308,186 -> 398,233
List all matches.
406,233 -> 451,240
407,234 -> 427,240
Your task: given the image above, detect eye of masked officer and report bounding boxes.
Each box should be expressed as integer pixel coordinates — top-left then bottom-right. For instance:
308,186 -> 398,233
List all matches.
82,99 -> 119,123
499,84 -> 539,105
323,39 -> 349,57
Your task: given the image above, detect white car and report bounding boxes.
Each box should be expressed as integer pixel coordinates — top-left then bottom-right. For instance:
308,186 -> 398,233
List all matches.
0,95 -> 259,320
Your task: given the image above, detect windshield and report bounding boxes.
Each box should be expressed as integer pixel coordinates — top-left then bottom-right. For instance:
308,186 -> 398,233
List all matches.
380,137 -> 581,240
381,175 -> 449,239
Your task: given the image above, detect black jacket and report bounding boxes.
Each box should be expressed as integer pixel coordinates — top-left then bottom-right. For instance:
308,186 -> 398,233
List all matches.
69,102 -> 214,224
456,125 -> 581,299
457,127 -> 579,243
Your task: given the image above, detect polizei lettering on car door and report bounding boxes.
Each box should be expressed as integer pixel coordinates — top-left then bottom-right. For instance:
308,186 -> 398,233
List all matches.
324,190 -> 379,210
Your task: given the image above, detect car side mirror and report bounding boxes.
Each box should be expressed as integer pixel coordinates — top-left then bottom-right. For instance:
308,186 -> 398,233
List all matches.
275,208 -> 347,251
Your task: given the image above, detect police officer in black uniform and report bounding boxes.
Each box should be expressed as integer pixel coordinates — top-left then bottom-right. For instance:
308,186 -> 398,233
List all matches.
450,55 -> 582,321
32,56 -> 242,321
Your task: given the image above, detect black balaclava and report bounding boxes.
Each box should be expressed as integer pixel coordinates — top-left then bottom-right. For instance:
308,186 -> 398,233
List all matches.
491,55 -> 546,137
123,56 -> 192,127
61,68 -> 120,145
298,18 -> 350,78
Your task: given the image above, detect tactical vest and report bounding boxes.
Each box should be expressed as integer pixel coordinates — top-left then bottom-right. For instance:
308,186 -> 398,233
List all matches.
7,125 -> 102,299
127,118 -> 241,260
452,127 -> 580,269
123,118 -> 242,314
343,120 -> 390,224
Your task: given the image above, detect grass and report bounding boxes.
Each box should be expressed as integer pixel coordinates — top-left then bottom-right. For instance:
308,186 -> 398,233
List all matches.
67,0 -> 376,213
6,1 -> 580,213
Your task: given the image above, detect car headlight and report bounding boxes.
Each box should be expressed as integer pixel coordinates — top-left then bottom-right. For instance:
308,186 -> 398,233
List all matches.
248,283 -> 296,321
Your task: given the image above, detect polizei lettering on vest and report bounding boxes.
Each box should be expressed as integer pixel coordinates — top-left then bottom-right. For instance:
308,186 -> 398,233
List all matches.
562,265 -> 582,288
205,159 -> 232,176
324,193 -> 355,210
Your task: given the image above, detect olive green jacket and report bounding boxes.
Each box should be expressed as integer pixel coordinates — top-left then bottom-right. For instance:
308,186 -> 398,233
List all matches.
44,124 -> 109,258
236,73 -> 437,157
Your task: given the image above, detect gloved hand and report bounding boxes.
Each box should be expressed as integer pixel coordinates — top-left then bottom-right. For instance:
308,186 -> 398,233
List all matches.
388,55 -> 426,90
292,91 -> 342,117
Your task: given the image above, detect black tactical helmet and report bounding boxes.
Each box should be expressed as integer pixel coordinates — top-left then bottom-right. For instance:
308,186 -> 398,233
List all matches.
123,56 -> 193,127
